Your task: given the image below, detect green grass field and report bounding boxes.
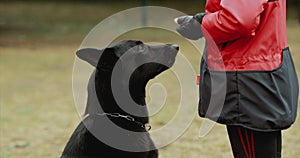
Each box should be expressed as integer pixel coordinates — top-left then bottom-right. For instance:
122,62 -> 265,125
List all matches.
1,2 -> 300,158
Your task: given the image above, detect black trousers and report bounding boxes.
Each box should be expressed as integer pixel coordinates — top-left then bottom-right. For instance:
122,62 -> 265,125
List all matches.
226,125 -> 282,158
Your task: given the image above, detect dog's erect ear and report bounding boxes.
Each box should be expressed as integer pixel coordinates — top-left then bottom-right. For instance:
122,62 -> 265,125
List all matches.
76,48 -> 102,67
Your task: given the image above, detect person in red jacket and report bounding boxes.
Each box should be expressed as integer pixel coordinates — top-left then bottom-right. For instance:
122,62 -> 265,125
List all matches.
175,0 -> 299,157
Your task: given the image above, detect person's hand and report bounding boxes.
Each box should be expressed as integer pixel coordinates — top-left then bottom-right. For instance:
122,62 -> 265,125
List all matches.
175,13 -> 206,40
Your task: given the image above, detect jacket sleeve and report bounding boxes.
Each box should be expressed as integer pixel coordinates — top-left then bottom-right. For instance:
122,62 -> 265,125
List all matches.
202,0 -> 267,44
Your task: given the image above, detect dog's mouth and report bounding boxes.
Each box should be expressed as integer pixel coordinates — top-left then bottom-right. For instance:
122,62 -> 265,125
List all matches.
155,51 -> 178,73
132,43 -> 179,79
164,45 -> 179,67
166,55 -> 176,66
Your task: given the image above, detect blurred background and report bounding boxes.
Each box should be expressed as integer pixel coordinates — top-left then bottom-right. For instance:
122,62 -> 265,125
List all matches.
1,0 -> 299,158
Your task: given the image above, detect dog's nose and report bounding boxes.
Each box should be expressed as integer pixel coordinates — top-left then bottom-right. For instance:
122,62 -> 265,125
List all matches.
168,44 -> 179,50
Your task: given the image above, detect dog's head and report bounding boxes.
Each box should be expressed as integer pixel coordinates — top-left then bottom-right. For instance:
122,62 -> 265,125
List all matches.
76,40 -> 178,87
76,40 -> 178,117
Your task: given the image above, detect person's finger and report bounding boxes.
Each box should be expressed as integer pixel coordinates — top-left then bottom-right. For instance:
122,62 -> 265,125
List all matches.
176,16 -> 190,24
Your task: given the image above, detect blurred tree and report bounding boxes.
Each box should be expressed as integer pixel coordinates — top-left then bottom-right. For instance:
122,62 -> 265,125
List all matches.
287,0 -> 300,22
2,0 -> 296,22
298,0 -> 300,22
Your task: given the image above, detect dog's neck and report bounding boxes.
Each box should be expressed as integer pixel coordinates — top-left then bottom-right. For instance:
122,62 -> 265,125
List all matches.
85,70 -> 149,125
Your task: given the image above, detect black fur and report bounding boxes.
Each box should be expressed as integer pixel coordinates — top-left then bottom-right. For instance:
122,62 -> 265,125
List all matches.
61,40 -> 178,158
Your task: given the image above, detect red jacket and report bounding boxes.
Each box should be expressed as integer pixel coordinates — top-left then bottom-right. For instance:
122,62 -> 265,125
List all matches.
198,0 -> 298,131
202,0 -> 287,71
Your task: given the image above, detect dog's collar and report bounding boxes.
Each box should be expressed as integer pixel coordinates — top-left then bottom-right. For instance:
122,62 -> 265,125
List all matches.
86,112 -> 151,131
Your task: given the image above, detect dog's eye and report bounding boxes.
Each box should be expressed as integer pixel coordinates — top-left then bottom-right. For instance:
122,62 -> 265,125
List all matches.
137,44 -> 146,53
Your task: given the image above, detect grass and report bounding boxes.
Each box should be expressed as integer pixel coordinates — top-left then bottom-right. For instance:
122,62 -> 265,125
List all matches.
1,2 -> 300,158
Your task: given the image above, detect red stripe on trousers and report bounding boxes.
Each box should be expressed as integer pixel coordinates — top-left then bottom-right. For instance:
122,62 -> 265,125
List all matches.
238,127 -> 250,158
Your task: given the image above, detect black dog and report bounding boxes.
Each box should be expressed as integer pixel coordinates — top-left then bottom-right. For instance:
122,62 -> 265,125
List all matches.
61,40 -> 178,158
